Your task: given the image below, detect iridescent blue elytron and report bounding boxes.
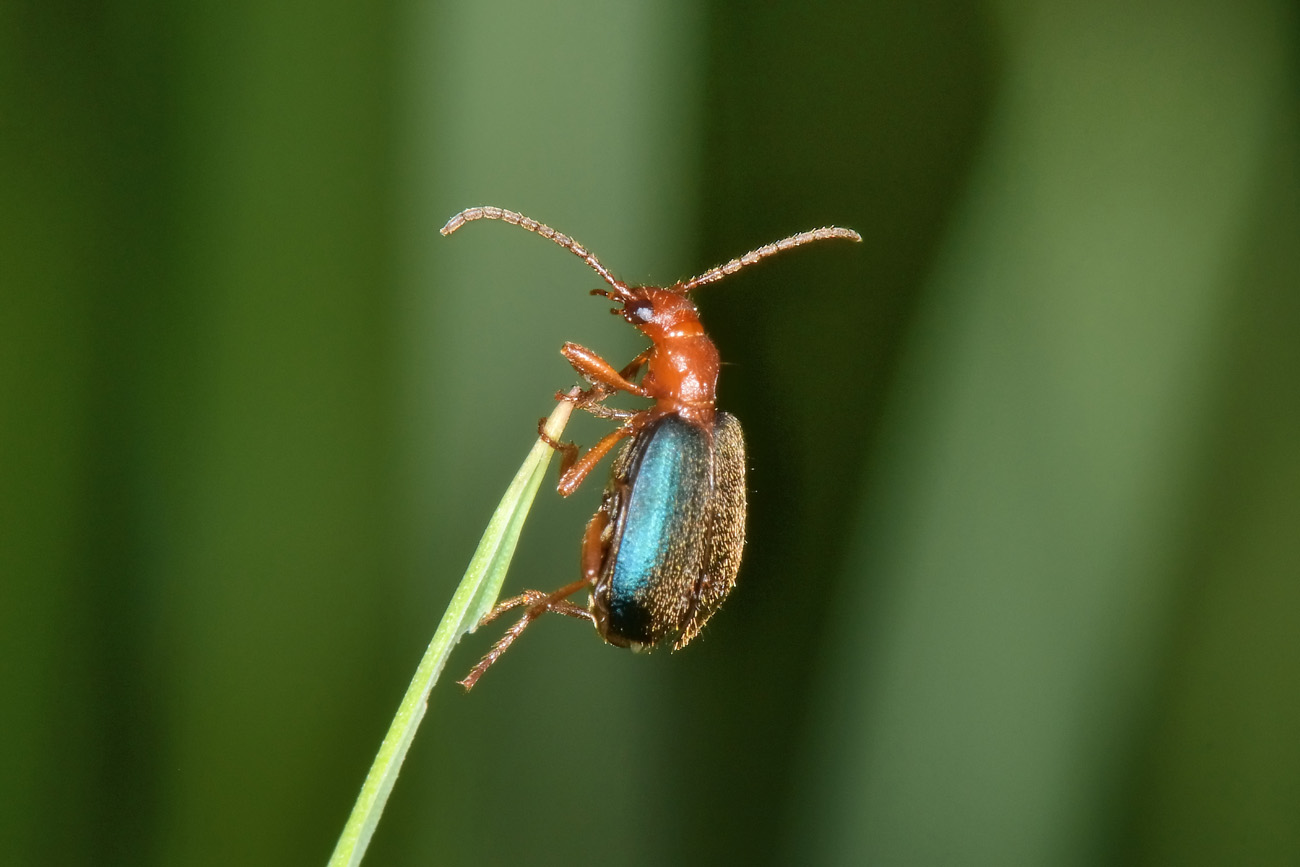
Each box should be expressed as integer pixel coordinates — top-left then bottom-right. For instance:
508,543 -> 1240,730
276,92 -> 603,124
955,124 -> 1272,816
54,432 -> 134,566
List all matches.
593,412 -> 747,650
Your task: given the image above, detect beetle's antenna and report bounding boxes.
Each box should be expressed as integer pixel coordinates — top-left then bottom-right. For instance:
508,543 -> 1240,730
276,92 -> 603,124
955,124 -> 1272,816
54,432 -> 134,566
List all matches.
680,226 -> 862,293
441,206 -> 626,296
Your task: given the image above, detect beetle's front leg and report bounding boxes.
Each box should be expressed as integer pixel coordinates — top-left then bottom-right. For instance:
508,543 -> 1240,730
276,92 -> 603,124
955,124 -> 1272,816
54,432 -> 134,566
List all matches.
562,343 -> 651,398
560,348 -> 652,412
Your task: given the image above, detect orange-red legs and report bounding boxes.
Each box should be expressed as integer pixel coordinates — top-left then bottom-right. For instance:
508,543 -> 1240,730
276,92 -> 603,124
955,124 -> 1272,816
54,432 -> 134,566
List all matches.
562,343 -> 651,400
536,347 -> 653,496
456,506 -> 612,691
459,344 -> 653,690
456,578 -> 593,690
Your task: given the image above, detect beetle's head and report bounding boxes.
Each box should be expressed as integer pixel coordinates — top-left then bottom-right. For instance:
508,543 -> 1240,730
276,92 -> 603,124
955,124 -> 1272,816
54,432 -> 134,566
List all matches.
593,285 -> 702,340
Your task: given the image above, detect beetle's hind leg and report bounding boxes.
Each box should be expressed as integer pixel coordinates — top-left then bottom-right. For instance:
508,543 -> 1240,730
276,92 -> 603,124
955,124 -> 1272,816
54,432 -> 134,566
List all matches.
458,578 -> 593,691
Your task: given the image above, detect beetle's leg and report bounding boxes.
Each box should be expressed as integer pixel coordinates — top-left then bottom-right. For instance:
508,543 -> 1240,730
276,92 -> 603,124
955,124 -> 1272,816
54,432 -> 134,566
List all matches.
536,417 -> 580,476
557,424 -> 636,496
546,348 -> 653,430
554,384 -> 639,422
534,409 -> 636,479
616,348 -> 651,383
537,348 -> 651,492
579,402 -> 639,421
475,588 -> 591,627
458,577 -> 593,691
580,509 -> 609,584
553,383 -> 615,418
575,347 -> 651,404
562,343 -> 651,398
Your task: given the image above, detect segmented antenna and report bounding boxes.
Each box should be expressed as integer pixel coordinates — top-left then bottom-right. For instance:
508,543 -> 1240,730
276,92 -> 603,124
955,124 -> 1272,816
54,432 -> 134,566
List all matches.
440,206 -> 626,295
680,226 -> 862,293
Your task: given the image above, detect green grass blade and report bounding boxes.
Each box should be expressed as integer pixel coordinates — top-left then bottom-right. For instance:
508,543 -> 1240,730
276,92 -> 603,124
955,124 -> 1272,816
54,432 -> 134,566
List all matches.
327,396 -> 576,867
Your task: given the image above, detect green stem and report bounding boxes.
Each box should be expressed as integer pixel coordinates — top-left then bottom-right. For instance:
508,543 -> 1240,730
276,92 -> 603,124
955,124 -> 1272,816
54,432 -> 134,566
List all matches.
327,396 -> 576,866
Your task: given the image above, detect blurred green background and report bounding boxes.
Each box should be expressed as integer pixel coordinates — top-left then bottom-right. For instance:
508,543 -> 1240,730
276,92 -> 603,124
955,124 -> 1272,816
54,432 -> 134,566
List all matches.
4,0 -> 1298,864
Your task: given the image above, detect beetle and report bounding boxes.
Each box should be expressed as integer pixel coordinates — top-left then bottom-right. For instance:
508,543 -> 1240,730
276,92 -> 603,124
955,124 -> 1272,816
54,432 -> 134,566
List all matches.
440,206 -> 860,689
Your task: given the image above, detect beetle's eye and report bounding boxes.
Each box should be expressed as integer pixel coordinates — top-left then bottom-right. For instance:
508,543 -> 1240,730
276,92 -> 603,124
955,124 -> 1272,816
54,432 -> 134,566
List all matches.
625,300 -> 654,323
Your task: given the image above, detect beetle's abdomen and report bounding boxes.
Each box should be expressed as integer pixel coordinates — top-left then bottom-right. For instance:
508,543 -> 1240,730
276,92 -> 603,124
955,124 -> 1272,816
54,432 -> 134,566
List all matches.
593,413 -> 746,649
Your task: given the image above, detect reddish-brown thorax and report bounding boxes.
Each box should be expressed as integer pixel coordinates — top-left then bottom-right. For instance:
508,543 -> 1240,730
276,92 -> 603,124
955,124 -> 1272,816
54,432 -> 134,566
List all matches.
619,285 -> 719,429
